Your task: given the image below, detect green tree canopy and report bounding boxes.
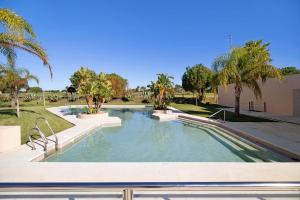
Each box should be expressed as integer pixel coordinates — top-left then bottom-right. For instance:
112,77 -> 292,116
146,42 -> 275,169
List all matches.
182,64 -> 213,102
66,86 -> 76,94
69,67 -> 96,108
70,67 -> 113,113
27,86 -> 42,93
91,73 -> 113,112
280,66 -> 300,76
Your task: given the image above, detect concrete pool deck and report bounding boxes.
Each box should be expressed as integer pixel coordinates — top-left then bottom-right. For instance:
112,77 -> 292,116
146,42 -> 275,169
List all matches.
226,122 -> 300,158
0,105 -> 299,184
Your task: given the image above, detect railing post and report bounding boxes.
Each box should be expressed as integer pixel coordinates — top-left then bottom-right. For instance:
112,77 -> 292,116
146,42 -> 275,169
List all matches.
223,110 -> 226,122
123,188 -> 133,200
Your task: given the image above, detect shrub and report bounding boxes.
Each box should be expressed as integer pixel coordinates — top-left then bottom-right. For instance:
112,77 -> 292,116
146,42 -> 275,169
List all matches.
0,95 -> 10,102
68,96 -> 76,102
23,94 -> 34,102
87,107 -> 98,114
142,98 -> 151,103
47,95 -> 59,102
122,94 -> 134,102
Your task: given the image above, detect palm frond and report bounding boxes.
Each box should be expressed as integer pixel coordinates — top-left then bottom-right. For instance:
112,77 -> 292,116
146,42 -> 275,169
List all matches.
0,46 -> 16,66
0,33 -> 52,77
0,8 -> 36,38
243,79 -> 262,99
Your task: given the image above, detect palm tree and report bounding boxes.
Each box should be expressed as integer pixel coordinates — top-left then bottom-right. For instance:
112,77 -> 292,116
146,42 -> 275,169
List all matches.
0,64 -> 39,117
212,40 -> 282,117
0,9 -> 52,76
151,74 -> 174,110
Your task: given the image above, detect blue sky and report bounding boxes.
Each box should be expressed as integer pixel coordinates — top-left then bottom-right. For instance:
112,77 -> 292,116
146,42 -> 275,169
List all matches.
1,0 -> 300,90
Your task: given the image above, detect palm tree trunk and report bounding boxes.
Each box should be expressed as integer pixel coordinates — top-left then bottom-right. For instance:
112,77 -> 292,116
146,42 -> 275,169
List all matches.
16,97 -> 20,118
85,95 -> 91,108
193,93 -> 198,106
11,87 -> 20,118
10,89 -> 15,107
99,98 -> 105,112
11,96 -> 15,107
234,85 -> 242,117
42,91 -> 46,107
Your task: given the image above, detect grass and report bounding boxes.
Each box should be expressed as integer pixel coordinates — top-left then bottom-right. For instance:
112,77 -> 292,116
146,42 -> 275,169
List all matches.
0,96 -> 148,107
170,102 -> 275,122
0,106 -> 73,144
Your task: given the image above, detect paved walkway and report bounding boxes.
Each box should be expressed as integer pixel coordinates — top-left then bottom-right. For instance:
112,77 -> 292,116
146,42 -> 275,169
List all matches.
224,108 -> 300,124
226,122 -> 300,159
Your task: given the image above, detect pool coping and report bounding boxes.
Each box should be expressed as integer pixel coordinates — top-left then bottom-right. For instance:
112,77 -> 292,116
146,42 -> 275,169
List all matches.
0,104 -> 299,183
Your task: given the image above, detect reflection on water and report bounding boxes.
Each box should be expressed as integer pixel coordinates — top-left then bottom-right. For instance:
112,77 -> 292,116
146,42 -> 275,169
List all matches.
46,108 -> 290,162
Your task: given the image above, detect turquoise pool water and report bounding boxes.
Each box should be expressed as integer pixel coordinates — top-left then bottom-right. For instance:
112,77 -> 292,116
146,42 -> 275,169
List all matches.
45,108 -> 290,162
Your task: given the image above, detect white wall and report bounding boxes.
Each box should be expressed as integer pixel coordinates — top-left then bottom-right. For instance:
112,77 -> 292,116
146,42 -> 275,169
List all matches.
218,74 -> 300,116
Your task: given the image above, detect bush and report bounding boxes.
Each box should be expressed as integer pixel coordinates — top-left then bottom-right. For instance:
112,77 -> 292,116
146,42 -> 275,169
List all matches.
122,96 -> 130,102
68,95 -> 76,102
23,94 -> 35,102
0,95 -> 10,102
122,94 -> 134,102
47,95 -> 59,102
142,98 -> 151,103
87,107 -> 98,114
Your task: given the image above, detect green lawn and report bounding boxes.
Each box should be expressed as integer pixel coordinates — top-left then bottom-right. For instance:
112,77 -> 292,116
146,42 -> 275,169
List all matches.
0,106 -> 73,144
171,103 -> 275,122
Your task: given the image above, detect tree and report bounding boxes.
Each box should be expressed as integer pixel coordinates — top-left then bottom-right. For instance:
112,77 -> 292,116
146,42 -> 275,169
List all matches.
70,67 -> 96,108
213,40 -> 282,117
174,84 -> 185,93
106,73 -> 128,98
27,86 -> 42,93
67,86 -> 76,94
149,74 -> 174,110
66,86 -> 76,101
0,64 -> 39,117
182,64 -> 213,103
0,9 -> 52,76
90,73 -> 113,113
70,67 -> 113,113
280,66 -> 300,76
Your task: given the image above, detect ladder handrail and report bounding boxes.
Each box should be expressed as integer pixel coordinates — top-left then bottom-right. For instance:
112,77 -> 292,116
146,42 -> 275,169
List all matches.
208,109 -> 226,122
35,117 -> 58,148
28,117 -> 58,152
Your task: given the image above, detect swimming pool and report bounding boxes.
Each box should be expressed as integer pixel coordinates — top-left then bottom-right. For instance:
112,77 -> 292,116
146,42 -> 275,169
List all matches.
45,108 -> 290,162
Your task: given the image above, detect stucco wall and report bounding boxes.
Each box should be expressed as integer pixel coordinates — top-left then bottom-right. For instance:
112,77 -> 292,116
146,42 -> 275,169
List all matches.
293,89 -> 300,117
218,74 -> 300,116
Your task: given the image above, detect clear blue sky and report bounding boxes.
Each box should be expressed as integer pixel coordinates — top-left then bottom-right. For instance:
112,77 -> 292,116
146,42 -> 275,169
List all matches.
1,0 -> 300,90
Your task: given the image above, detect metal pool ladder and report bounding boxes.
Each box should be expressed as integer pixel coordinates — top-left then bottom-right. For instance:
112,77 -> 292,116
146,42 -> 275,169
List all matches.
28,117 -> 58,153
208,109 -> 226,122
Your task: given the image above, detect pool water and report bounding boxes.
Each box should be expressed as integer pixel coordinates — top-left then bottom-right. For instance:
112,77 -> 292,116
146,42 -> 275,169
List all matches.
45,108 -> 290,162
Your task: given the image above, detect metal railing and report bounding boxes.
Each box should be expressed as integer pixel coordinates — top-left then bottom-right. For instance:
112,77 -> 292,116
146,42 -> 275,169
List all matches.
0,182 -> 299,200
208,109 -> 226,122
28,117 -> 58,152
